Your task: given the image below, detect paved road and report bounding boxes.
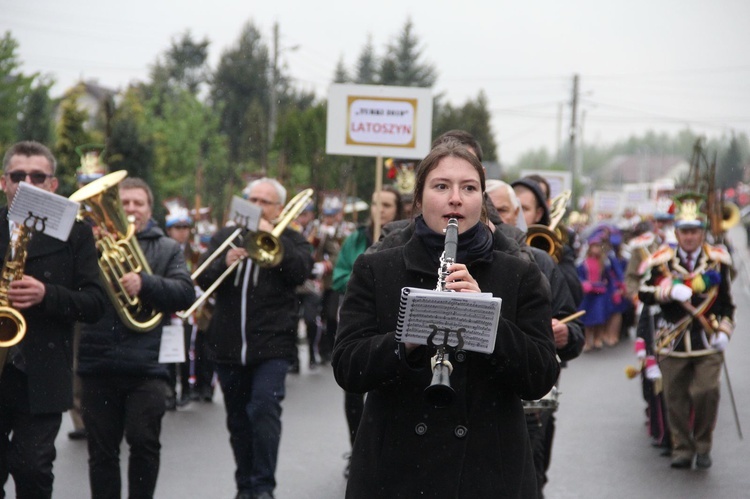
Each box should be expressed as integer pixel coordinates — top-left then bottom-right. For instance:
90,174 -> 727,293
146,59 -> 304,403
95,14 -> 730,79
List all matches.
7,229 -> 750,498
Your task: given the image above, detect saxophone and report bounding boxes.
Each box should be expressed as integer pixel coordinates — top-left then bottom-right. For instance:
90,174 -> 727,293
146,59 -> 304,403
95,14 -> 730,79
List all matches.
0,218 -> 36,376
424,217 -> 459,407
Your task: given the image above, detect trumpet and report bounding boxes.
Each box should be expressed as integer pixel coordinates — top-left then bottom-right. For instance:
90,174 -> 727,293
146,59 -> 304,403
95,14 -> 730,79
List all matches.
178,188 -> 314,319
526,190 -> 571,263
424,217 -> 459,408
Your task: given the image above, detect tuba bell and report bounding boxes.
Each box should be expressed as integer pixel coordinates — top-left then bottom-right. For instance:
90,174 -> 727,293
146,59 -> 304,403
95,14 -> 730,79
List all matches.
721,202 -> 740,232
526,189 -> 571,263
69,171 -> 163,332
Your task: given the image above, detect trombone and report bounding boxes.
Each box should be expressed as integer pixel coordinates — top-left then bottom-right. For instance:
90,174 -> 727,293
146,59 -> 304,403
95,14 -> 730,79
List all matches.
178,188 -> 314,319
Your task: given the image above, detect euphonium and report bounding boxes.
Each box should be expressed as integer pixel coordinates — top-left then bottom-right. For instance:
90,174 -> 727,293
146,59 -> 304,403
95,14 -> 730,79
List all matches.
69,171 -> 162,332
0,218 -> 34,375
424,217 -> 459,408
526,189 -> 571,263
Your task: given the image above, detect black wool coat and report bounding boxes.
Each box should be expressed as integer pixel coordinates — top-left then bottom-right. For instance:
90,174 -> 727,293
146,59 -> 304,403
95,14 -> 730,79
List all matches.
0,208 -> 106,414
333,233 -> 559,499
197,226 -> 313,365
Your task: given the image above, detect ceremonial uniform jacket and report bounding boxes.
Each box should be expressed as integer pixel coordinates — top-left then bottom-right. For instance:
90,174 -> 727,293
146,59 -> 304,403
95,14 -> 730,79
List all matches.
638,243 -> 734,357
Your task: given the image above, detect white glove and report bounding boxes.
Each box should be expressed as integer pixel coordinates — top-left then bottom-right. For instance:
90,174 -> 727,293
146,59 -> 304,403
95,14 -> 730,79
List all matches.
711,332 -> 729,352
312,262 -> 327,278
670,283 -> 693,302
644,356 -> 662,380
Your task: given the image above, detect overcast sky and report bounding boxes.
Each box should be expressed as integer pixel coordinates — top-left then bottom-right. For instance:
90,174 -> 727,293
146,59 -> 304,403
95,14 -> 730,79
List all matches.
2,0 -> 749,164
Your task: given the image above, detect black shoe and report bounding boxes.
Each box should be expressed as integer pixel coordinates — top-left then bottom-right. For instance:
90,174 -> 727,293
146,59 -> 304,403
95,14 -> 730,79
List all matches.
254,491 -> 274,499
670,456 -> 692,469
68,429 -> 88,440
176,395 -> 191,408
288,362 -> 300,374
696,453 -> 712,469
660,447 -> 672,457
343,452 -> 351,479
234,491 -> 253,499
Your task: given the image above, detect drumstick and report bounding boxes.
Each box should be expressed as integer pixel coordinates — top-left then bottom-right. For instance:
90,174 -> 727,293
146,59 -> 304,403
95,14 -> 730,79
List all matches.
559,310 -> 586,324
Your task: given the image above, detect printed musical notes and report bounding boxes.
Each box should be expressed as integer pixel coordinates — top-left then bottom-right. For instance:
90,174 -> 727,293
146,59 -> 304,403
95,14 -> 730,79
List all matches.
396,287 -> 502,354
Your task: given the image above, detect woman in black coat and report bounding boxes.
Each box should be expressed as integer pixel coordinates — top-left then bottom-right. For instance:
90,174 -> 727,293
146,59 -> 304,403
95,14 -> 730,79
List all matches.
332,144 -> 559,498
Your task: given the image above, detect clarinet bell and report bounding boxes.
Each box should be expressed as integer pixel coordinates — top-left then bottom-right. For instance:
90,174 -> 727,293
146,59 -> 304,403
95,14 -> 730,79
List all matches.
424,364 -> 455,408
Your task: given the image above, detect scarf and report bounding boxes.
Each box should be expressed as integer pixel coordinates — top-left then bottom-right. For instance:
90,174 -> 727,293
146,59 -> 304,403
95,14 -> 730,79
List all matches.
414,215 -> 494,268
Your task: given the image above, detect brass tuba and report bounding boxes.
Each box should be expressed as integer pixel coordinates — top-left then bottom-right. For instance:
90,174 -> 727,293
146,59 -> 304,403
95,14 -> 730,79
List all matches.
0,215 -> 39,376
69,171 -> 163,332
720,202 -> 740,232
526,189 -> 572,263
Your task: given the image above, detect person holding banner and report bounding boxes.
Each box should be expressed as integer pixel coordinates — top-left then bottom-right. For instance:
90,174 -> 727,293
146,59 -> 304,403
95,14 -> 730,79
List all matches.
333,143 -> 558,498
77,177 -> 194,498
0,141 -> 106,498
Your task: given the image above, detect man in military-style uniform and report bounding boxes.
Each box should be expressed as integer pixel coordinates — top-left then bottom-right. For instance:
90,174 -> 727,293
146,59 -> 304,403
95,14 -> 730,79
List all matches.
638,193 -> 735,470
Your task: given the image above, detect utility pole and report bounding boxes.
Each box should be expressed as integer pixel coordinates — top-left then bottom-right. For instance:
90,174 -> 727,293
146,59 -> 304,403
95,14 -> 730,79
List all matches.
556,102 -> 563,162
569,74 -> 579,209
269,22 -> 279,151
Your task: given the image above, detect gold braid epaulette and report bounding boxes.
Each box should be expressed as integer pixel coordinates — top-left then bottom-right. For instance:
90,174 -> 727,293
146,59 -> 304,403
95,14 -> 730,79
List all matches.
644,245 -> 674,269
705,244 -> 732,267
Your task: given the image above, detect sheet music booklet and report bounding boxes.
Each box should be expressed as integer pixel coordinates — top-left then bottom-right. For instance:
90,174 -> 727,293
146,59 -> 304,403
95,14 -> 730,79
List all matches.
9,182 -> 80,241
396,287 -> 502,354
228,196 -> 261,231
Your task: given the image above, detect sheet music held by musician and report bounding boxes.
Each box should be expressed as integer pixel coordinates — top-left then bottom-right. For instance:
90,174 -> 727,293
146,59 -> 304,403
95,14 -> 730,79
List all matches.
9,182 -> 80,241
229,196 -> 261,231
396,287 -> 502,354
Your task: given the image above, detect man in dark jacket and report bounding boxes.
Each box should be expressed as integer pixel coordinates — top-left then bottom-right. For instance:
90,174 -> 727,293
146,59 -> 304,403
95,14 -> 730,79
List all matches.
197,178 -> 312,499
0,141 -> 106,498
77,177 -> 194,499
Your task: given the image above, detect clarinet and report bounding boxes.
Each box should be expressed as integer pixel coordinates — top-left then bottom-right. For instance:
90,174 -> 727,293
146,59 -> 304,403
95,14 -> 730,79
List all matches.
424,217 -> 459,408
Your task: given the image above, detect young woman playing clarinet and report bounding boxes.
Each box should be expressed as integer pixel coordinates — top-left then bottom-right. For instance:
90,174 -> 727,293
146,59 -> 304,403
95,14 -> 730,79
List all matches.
332,142 -> 559,498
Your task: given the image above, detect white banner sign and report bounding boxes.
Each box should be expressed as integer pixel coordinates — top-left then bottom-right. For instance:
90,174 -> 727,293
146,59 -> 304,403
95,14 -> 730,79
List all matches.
326,84 -> 433,159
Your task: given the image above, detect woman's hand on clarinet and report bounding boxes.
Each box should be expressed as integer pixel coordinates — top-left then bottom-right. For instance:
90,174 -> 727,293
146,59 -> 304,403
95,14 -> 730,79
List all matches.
445,263 -> 480,293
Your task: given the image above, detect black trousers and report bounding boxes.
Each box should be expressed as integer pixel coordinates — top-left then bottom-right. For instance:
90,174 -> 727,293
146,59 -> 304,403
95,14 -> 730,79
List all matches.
80,376 -> 167,499
0,366 -> 62,499
526,410 -> 555,499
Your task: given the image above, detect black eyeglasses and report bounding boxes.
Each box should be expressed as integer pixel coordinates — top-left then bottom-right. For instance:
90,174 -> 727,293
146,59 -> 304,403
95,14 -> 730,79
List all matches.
5,171 -> 53,185
247,197 -> 279,206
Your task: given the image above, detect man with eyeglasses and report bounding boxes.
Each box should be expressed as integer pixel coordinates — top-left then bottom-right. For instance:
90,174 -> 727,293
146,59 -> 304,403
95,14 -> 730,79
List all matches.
0,141 -> 107,498
197,177 -> 313,499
